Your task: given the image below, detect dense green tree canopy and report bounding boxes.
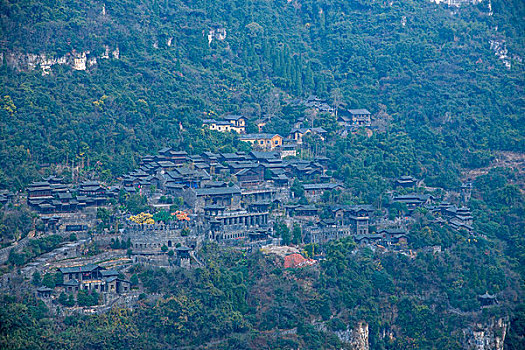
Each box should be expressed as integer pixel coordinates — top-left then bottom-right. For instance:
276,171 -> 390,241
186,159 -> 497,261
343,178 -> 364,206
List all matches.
0,0 -> 522,189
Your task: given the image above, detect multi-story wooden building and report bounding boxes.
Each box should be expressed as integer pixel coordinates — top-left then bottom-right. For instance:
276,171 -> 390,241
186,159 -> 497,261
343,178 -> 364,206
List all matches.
239,133 -> 283,150
203,115 -> 246,133
59,264 -> 131,294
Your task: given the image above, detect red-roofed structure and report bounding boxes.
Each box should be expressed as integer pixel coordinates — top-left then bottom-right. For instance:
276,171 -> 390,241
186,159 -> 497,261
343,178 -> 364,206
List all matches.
284,253 -> 316,269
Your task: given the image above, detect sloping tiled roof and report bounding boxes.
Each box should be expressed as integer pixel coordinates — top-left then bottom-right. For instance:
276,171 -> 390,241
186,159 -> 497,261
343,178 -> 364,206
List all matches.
195,186 -> 241,196
303,183 -> 341,191
63,278 -> 80,286
59,264 -> 101,274
240,133 -> 281,140
223,114 -> 245,121
101,269 -> 119,277
348,109 -> 371,115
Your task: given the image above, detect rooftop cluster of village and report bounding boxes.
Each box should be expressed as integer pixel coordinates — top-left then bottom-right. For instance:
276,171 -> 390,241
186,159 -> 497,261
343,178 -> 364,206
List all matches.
0,98 -> 478,313
203,98 -> 373,147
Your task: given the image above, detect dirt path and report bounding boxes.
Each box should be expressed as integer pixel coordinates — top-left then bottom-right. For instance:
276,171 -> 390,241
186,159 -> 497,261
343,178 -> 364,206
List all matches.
461,151 -> 525,186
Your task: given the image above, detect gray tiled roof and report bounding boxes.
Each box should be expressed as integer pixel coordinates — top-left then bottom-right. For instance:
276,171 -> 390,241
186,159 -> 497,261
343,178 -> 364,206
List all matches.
195,186 -> 241,196
348,109 -> 371,115
239,133 -> 281,139
59,264 -> 100,274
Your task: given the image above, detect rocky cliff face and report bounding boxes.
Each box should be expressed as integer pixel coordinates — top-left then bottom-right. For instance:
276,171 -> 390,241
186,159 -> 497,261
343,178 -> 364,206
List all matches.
463,318 -> 509,350
430,0 -> 483,7
207,28 -> 227,45
345,321 -> 369,350
1,45 -> 119,75
489,40 -> 513,69
316,321 -> 369,350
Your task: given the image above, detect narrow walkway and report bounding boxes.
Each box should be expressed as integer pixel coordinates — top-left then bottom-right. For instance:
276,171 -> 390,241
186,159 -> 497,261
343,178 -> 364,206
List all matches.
189,250 -> 204,267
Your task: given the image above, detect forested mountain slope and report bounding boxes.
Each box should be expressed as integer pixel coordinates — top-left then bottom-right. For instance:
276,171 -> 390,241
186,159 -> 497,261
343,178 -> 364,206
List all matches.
0,235 -> 523,349
0,0 -> 523,189
0,1 -> 524,349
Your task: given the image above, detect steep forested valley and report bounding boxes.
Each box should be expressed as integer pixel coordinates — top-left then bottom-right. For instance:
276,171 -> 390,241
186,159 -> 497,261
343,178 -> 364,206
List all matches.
0,0 -> 523,349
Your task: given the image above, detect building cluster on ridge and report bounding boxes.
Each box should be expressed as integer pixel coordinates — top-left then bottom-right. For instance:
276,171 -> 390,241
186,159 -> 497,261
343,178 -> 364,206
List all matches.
9,98 -> 476,308
202,98 -> 373,150
24,142 -> 474,256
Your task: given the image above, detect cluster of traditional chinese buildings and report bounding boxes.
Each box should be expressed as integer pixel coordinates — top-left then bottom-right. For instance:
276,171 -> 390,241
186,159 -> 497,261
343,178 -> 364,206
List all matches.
202,98 -> 373,151
24,143 -> 474,256
117,146 -> 339,253
26,176 -> 114,214
16,99 -> 477,304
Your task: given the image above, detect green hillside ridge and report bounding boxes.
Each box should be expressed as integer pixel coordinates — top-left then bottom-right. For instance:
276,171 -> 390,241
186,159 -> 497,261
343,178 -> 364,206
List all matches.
0,0 -> 523,190
0,1 -> 523,348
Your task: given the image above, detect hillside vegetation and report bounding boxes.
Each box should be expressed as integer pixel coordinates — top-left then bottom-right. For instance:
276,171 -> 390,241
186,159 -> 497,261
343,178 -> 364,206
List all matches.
0,0 -> 523,190
0,1 -> 523,348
